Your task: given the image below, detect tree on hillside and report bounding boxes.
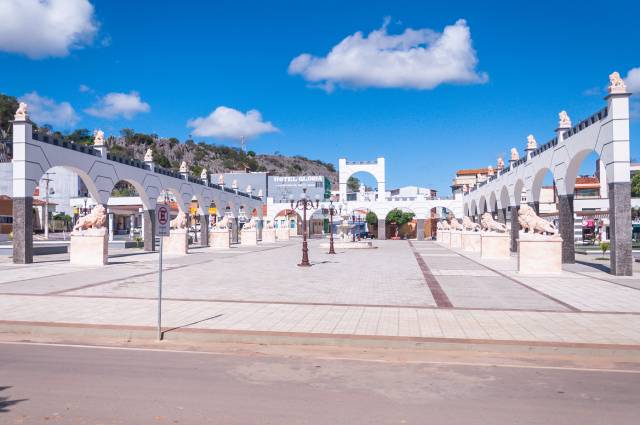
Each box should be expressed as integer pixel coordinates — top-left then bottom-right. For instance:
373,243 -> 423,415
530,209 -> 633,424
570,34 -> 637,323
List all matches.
347,176 -> 360,192
66,128 -> 93,145
0,94 -> 19,137
632,173 -> 640,198
385,209 -> 415,237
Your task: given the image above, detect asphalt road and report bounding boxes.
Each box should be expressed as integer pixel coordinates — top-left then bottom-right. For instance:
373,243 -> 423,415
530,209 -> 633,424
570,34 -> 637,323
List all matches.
1,342 -> 639,425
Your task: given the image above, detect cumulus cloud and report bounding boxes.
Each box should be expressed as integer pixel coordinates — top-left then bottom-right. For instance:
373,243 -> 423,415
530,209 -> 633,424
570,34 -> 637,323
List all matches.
187,106 -> 278,140
0,0 -> 98,59
85,91 -> 150,119
20,91 -> 79,128
625,67 -> 640,119
288,18 -> 487,91
626,67 -> 640,93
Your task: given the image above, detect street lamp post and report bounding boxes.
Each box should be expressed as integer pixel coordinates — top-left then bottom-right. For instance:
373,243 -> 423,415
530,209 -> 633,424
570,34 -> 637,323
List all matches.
326,197 -> 337,254
290,188 -> 320,267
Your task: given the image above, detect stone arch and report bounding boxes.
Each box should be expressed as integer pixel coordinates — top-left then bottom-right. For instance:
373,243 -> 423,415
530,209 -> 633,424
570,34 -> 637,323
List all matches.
512,178 -> 525,206
35,165 -> 103,206
498,185 -> 510,209
488,191 -> 497,213
338,158 -> 385,202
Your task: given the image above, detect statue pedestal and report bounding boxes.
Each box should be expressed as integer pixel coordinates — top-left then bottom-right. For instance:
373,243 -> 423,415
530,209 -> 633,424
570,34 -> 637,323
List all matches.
209,229 -> 231,249
276,228 -> 290,241
450,231 -> 462,249
163,229 -> 188,255
241,229 -> 258,246
436,231 -> 442,242
70,229 -> 108,266
461,231 -> 481,252
480,232 -> 510,259
262,228 -> 277,243
440,230 -> 451,247
517,236 -> 563,274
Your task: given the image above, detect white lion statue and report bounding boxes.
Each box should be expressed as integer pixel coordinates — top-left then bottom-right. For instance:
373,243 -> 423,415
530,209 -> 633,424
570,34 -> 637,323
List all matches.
214,215 -> 230,230
608,71 -> 626,93
93,129 -> 105,146
518,204 -> 558,235
448,213 -> 463,231
510,147 -> 519,161
144,148 -> 153,162
462,216 -> 481,231
440,220 -> 451,230
73,205 -> 107,232
436,221 -> 443,230
526,134 -> 537,150
480,212 -> 508,233
170,211 -> 188,229
558,110 -> 571,128
15,102 -> 28,120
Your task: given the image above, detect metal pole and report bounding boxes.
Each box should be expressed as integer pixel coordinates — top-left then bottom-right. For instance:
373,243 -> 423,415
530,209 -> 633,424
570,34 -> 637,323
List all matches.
157,234 -> 163,340
299,201 -> 310,266
328,205 -> 335,254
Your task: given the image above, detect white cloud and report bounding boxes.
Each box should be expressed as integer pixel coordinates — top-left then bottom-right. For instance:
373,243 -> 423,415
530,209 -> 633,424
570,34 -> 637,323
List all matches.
187,106 -> 278,140
625,67 -> 640,93
0,0 -> 98,59
20,91 -> 78,128
85,91 -> 150,119
79,84 -> 92,93
288,18 -> 487,91
625,67 -> 640,119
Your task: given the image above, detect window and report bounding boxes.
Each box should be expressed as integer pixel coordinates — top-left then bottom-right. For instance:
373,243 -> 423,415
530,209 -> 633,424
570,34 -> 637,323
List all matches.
0,216 -> 12,224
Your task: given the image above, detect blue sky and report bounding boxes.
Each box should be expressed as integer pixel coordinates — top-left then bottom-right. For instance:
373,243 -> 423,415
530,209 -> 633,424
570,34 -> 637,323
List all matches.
0,0 -> 638,194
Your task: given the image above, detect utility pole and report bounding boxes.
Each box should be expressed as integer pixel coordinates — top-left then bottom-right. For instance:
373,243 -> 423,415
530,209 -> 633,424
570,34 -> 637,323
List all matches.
240,136 -> 246,152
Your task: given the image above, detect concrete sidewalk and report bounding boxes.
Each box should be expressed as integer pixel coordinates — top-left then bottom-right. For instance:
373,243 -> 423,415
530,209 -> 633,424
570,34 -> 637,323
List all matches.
0,239 -> 638,349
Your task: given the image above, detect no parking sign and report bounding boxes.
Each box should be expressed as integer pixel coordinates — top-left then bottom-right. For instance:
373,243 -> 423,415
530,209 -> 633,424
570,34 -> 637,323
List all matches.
156,205 -> 170,236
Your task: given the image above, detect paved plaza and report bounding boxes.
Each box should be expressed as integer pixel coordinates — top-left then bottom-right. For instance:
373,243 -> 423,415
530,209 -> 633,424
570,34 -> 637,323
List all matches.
0,239 -> 639,347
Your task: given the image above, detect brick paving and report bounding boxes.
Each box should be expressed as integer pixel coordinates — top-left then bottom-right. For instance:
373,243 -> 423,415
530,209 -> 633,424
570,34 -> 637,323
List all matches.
0,238 -> 638,346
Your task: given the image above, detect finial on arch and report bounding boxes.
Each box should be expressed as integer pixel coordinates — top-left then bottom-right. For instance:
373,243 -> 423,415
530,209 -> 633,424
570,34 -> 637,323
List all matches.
179,161 -> 188,173
14,102 -> 28,120
526,134 -> 537,150
558,110 -> 571,129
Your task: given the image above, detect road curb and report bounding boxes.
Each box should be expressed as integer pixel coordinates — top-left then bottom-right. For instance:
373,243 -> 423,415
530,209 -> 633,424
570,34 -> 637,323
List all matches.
1,320 -> 640,359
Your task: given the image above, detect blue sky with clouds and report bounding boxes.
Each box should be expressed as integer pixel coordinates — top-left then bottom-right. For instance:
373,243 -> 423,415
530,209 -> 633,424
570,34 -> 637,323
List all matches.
0,0 -> 638,193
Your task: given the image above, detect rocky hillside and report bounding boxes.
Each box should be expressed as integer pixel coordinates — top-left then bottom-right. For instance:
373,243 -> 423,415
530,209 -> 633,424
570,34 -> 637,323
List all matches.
0,93 -> 338,185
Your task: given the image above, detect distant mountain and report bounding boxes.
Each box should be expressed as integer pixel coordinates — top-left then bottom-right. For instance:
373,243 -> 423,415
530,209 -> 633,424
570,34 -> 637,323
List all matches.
0,93 -> 338,185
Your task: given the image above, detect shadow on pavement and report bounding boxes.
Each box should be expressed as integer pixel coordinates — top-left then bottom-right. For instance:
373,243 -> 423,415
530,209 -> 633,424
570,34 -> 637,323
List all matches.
575,260 -> 611,273
162,314 -> 224,336
0,386 -> 27,413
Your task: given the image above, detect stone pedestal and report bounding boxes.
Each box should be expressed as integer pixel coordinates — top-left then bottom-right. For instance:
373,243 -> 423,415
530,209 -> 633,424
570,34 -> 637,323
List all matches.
70,230 -> 108,266
241,228 -> 258,246
517,236 -> 562,274
480,232 -> 510,259
162,229 -> 188,255
416,219 -> 425,241
461,231 -> 481,252
276,228 -> 290,241
209,229 -> 231,249
450,231 -> 462,249
436,231 -> 442,242
11,196 -> 34,264
440,230 -> 451,246
262,228 -> 277,243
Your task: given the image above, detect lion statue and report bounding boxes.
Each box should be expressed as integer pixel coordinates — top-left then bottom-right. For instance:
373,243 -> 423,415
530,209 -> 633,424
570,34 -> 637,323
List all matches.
608,71 -> 626,93
440,220 -> 451,230
170,211 -> 187,229
480,212 -> 508,233
214,215 -> 230,230
447,213 -> 463,231
436,221 -> 443,230
93,129 -> 105,146
462,216 -> 481,231
265,220 -> 274,229
15,102 -> 28,120
518,204 -> 558,235
73,205 -> 107,232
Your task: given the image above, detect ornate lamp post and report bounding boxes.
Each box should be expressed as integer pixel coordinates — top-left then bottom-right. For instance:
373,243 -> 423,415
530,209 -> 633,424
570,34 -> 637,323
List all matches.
326,196 -> 338,254
290,188 -> 320,267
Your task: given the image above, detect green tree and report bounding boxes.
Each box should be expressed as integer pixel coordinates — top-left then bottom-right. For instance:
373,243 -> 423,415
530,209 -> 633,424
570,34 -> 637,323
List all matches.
632,173 -> 640,198
385,209 -> 416,237
365,211 -> 378,226
152,150 -> 171,169
0,94 -> 19,137
66,128 -> 92,145
347,176 -> 360,192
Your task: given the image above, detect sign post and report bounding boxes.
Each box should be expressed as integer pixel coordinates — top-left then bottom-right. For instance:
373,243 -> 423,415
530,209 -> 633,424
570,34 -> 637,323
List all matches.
156,205 -> 170,340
